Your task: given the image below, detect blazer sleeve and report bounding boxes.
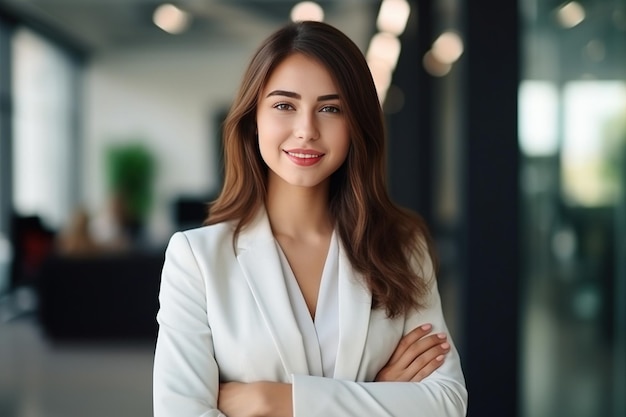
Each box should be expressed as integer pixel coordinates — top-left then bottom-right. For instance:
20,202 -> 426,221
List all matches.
291,249 -> 468,417
153,232 -> 225,417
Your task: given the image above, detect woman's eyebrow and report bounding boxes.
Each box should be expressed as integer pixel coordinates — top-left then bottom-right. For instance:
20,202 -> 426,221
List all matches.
317,94 -> 340,101
266,90 -> 300,99
265,90 -> 340,102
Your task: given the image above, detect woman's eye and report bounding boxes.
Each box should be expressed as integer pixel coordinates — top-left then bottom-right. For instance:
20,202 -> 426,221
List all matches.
274,103 -> 293,111
320,105 -> 340,113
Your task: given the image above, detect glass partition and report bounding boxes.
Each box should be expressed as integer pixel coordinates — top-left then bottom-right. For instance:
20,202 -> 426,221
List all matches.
519,1 -> 626,416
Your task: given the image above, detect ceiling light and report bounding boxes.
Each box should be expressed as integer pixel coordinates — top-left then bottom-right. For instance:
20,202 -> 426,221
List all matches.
153,3 -> 191,34
432,31 -> 464,64
366,32 -> 402,71
556,2 -> 585,28
367,59 -> 393,102
376,0 -> 411,36
423,50 -> 451,77
291,2 -> 324,22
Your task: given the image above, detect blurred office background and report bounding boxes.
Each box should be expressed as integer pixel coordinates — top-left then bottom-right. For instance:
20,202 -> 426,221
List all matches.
0,0 -> 624,416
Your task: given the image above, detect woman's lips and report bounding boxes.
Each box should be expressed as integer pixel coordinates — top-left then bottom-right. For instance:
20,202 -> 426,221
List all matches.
283,149 -> 324,166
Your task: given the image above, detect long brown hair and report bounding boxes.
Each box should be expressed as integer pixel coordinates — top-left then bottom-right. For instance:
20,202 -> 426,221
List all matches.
207,21 -> 436,317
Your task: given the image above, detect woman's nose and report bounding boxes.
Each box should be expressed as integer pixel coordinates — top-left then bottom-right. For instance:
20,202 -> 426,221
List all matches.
294,112 -> 319,141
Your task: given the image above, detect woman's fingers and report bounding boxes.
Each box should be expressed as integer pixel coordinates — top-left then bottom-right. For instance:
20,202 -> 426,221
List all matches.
394,330 -> 447,371
406,337 -> 451,381
386,323 -> 433,366
376,324 -> 451,382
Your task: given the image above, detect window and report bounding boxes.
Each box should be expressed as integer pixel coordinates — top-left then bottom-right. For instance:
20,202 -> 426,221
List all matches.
12,27 -> 78,230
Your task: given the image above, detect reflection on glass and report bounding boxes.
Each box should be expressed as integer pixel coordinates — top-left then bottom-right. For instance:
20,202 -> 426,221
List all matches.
561,81 -> 626,207
518,81 -> 559,157
520,1 -> 626,417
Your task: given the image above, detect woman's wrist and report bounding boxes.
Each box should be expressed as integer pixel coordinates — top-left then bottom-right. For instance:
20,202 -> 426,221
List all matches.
256,382 -> 293,417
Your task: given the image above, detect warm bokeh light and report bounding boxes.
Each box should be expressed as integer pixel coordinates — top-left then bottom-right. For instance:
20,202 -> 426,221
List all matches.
376,0 -> 411,36
367,58 -> 393,102
366,32 -> 401,71
431,31 -> 464,64
153,3 -> 191,34
290,2 -> 324,22
422,50 -> 451,77
556,1 -> 585,28
366,32 -> 401,101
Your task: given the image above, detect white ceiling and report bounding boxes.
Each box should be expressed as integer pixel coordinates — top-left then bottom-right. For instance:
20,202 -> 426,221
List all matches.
0,0 -> 380,53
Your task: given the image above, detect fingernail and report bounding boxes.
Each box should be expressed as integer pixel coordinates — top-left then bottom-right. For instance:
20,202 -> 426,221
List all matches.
437,333 -> 447,339
421,324 -> 432,330
436,355 -> 445,361
441,342 -> 450,350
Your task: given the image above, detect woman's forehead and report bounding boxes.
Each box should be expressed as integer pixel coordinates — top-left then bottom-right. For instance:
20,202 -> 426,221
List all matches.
261,53 -> 341,96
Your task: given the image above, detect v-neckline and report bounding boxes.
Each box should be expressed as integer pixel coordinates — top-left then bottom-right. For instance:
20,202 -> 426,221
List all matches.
274,231 -> 335,321
275,231 -> 339,377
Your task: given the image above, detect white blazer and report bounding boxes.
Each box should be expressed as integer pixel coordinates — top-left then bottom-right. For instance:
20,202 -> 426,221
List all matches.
153,209 -> 467,417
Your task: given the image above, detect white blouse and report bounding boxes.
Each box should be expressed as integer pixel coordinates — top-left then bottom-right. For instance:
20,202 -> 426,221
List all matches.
275,231 -> 339,378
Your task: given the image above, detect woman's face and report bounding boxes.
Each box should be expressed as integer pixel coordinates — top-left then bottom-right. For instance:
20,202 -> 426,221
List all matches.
256,53 -> 350,190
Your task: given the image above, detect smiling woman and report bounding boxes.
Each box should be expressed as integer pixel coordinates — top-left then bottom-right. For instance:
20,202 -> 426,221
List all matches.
257,53 -> 350,190
153,20 -> 467,417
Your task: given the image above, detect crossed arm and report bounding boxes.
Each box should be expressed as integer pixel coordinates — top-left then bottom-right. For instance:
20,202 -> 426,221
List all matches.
218,324 -> 453,417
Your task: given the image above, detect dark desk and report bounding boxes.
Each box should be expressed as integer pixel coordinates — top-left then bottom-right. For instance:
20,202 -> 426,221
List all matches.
37,250 -> 164,342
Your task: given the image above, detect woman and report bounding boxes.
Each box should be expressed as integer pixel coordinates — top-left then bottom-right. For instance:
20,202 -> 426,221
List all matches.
153,21 -> 467,417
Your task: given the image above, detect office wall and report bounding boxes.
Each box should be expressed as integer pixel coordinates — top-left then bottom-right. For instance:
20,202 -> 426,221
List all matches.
83,43 -> 250,243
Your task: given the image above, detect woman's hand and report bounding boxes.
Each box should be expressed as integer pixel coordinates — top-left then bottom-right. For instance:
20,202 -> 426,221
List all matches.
375,323 -> 450,382
218,381 -> 293,417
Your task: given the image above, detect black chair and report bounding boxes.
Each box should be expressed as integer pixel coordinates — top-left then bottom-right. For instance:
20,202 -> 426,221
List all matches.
9,214 -> 55,290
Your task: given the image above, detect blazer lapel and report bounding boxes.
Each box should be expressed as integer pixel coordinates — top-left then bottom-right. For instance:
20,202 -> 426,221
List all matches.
236,209 -> 310,379
333,241 -> 372,380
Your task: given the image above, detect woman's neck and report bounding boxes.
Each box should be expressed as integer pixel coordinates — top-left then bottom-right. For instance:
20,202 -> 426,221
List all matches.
265,177 -> 333,241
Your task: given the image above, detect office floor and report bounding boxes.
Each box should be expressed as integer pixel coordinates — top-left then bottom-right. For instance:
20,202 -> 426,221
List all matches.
0,298 -> 154,417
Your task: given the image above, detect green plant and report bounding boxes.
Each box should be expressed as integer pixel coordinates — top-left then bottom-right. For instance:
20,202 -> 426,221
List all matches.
105,142 -> 156,223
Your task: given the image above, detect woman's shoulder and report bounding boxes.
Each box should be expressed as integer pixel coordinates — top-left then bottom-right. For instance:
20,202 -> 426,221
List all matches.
167,221 -> 236,255
182,220 -> 235,237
